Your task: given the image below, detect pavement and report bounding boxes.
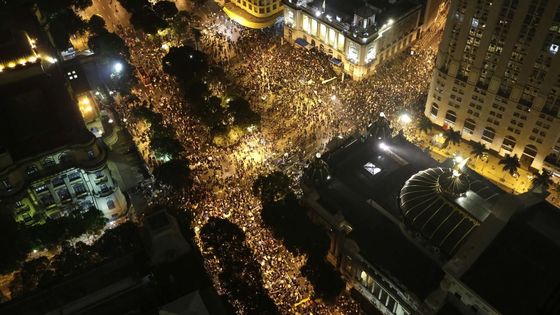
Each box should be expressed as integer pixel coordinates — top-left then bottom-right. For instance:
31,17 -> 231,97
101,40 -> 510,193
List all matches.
106,126 -> 151,217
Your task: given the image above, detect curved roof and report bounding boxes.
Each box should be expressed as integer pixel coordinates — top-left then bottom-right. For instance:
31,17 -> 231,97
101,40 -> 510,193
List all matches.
399,167 -> 479,257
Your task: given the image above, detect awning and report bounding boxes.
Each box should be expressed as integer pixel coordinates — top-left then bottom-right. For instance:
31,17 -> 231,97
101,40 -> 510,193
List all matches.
329,57 -> 342,66
295,38 -> 309,48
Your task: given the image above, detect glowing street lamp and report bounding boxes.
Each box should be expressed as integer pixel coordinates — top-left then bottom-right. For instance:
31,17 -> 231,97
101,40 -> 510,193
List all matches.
113,62 -> 123,73
399,113 -> 412,124
330,95 -> 337,101
379,142 -> 389,151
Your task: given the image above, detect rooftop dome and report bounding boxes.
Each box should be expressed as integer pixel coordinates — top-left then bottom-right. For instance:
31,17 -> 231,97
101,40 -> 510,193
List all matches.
399,167 -> 479,257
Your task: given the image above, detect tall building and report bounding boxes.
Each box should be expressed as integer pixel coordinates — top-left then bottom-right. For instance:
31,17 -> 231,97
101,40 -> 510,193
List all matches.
426,0 -> 560,172
223,0 -> 284,29
0,6 -> 127,224
284,0 -> 424,79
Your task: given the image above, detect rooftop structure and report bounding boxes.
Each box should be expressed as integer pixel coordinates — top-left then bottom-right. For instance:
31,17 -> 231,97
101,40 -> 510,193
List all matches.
302,113 -> 558,314
283,0 -> 425,79
459,201 -> 560,315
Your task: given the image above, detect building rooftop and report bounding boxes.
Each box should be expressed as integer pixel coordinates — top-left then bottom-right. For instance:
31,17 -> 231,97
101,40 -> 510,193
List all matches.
461,201 -> 560,315
0,71 -> 93,163
319,136 -> 444,299
285,0 -> 421,41
400,166 -> 495,257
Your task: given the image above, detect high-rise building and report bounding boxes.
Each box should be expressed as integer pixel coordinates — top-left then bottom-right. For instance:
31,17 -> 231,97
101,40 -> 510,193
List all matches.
223,0 -> 284,29
0,5 -> 127,224
426,0 -> 560,172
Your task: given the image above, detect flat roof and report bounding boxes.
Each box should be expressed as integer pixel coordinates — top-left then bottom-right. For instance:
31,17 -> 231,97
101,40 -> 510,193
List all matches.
0,70 -> 93,163
461,201 -> 560,315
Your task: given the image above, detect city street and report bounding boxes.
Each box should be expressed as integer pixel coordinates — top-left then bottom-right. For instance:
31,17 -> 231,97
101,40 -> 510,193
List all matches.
81,1 -> 444,313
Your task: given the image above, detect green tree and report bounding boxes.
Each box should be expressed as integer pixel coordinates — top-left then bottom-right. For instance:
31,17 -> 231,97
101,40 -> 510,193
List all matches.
443,128 -> 461,148
130,106 -> 163,124
252,171 -> 292,204
531,170 -> 552,192
153,1 -> 178,19
150,136 -> 183,160
48,8 -> 88,50
130,8 -> 168,34
499,154 -> 520,178
88,14 -> 106,35
88,29 -> 130,58
162,46 -> 208,83
71,0 -> 93,10
418,116 -> 432,134
153,159 -> 192,190
470,141 -> 486,160
0,206 -> 31,273
227,97 -> 260,128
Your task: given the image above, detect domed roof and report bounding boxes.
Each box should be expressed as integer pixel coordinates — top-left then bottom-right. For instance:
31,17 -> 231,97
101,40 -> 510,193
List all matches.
399,167 -> 478,257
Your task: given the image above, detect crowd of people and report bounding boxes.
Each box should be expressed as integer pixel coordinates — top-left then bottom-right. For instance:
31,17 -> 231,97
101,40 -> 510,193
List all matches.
105,4 -> 443,314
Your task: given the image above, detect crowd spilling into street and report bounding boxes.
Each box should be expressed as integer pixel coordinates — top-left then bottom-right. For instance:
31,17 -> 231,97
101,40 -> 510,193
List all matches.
96,2 -> 443,313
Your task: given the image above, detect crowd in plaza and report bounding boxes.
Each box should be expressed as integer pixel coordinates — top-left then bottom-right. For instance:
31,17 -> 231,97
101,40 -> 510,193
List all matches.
104,5 -> 442,314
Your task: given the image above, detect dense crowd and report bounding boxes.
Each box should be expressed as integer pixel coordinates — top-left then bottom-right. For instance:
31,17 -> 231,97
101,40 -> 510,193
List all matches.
106,5 -> 442,314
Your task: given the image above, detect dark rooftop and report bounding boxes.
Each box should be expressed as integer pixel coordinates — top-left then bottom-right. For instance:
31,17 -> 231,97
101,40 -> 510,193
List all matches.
461,201 -> 560,315
0,29 -> 33,64
319,136 -> 444,299
0,70 -> 93,163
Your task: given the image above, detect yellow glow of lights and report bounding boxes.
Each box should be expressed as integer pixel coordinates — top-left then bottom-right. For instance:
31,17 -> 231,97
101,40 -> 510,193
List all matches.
8,62 -> 16,68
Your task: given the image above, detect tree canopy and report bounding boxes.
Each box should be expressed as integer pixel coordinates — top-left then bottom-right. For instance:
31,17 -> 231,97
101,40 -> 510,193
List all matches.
153,1 -> 178,19
200,218 -> 279,314
153,159 -> 192,190
162,46 -> 209,83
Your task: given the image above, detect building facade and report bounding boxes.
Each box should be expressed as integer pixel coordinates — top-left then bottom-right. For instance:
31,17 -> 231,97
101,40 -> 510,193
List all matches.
425,0 -> 560,172
283,0 -> 423,79
224,0 -> 284,28
0,5 -> 127,224
0,136 -> 127,225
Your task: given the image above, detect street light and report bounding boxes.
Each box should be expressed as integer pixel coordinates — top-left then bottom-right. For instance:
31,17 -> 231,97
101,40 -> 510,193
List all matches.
379,142 -> 389,151
330,95 -> 337,101
399,113 -> 412,124
113,62 -> 123,73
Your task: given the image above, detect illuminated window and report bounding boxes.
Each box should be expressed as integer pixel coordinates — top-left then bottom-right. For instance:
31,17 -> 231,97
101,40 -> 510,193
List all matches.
320,24 -> 327,41
347,43 -> 359,63
329,28 -> 336,47
338,33 -> 345,51
303,15 -> 310,33
286,10 -> 295,26
311,19 -> 318,35
366,45 -> 376,63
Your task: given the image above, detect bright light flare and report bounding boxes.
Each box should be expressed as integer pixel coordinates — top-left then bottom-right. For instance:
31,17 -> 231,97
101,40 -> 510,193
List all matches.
113,62 -> 123,73
399,113 -> 412,124
379,142 -> 389,151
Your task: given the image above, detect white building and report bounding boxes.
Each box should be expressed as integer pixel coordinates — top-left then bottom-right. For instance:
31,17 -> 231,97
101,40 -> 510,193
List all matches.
283,0 -> 423,79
